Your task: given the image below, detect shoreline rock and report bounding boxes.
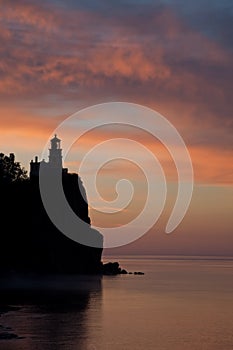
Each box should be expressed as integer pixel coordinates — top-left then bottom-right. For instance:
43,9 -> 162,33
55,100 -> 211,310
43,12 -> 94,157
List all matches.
102,262 -> 144,276
102,262 -> 123,275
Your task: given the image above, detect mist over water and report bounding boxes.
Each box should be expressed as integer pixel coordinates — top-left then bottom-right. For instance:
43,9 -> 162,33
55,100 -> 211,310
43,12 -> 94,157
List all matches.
1,257 -> 233,350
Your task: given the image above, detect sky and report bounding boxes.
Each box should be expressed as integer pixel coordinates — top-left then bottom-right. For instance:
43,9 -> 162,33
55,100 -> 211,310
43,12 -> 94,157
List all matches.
0,0 -> 232,256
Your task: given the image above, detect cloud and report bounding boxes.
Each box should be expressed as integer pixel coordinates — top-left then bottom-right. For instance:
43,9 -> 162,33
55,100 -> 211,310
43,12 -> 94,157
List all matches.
0,0 -> 232,185
1,0 -> 231,98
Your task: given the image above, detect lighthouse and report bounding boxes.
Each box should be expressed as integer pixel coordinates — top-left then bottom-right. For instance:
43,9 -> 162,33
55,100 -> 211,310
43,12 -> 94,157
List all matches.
30,134 -> 68,179
48,134 -> 62,168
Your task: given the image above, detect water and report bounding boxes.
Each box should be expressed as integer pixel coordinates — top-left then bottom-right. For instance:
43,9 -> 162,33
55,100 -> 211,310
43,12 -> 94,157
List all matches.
0,256 -> 233,350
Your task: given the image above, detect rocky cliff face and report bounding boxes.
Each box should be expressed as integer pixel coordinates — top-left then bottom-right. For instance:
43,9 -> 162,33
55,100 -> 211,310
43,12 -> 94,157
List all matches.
0,173 -> 103,274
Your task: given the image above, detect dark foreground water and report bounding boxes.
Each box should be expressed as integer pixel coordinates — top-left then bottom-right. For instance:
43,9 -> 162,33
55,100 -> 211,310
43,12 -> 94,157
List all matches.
0,256 -> 233,350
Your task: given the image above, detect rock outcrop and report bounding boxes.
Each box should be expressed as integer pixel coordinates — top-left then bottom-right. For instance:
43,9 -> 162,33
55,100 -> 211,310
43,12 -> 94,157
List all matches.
0,172 -> 103,275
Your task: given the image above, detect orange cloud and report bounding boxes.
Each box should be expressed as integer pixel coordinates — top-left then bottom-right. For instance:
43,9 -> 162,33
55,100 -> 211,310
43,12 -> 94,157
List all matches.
1,0 -> 231,99
60,123 -> 232,185
0,1 -> 61,31
0,1 -> 232,188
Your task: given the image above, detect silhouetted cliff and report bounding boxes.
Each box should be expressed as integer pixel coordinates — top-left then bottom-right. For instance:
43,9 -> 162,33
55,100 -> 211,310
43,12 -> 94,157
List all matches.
0,172 -> 103,275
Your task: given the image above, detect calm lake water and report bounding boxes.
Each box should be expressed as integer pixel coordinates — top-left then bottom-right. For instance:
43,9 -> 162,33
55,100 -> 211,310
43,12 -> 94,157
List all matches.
0,256 -> 233,350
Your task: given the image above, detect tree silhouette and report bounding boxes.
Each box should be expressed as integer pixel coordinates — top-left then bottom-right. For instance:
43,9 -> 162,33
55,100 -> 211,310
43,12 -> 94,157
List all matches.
0,153 -> 27,184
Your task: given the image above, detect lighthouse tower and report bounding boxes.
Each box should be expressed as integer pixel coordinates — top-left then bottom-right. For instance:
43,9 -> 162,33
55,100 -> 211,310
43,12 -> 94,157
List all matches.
30,134 -> 68,179
48,134 -> 62,168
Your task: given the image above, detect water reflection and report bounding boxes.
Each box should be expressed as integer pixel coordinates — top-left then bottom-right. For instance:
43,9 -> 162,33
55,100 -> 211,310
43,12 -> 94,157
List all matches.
0,275 -> 102,350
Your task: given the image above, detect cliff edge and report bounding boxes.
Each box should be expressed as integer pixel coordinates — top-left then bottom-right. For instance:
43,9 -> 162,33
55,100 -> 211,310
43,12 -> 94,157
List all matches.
0,172 -> 103,275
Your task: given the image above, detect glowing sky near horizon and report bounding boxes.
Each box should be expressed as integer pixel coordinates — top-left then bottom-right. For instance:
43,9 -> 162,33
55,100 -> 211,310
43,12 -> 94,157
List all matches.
0,0 -> 232,255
